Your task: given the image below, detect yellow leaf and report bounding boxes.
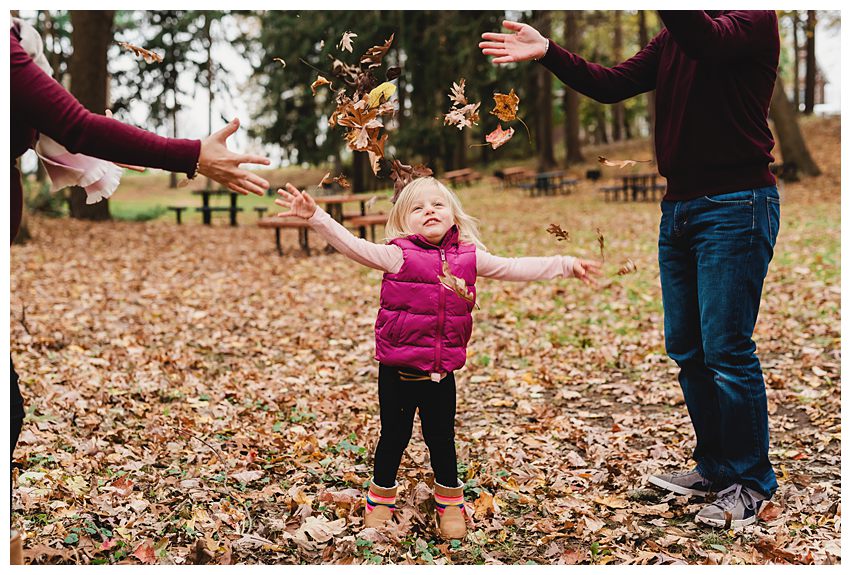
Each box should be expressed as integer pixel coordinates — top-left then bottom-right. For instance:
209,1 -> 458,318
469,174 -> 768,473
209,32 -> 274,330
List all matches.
368,82 -> 396,108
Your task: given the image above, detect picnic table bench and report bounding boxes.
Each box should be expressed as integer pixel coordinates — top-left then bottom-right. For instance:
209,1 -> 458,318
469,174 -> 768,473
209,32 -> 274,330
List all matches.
600,173 -> 666,202
519,170 -> 578,197
345,213 -> 389,242
444,168 -> 483,187
164,190 -> 244,225
258,216 -> 311,255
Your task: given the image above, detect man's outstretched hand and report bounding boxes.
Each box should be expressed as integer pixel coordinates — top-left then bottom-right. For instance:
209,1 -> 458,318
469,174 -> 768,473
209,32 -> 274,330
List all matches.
480,20 -> 549,65
198,118 -> 271,196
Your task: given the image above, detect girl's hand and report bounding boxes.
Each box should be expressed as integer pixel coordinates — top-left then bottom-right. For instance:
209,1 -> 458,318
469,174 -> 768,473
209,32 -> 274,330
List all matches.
198,118 -> 271,196
573,258 -> 602,287
479,20 -> 549,64
275,183 -> 317,219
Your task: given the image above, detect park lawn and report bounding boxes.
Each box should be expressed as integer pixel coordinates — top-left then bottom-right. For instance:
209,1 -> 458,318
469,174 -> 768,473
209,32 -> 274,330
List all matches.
10,116 -> 840,565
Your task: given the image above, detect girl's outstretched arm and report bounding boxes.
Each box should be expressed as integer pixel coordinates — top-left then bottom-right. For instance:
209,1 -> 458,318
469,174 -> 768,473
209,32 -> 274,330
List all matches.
477,250 -> 601,286
275,184 -> 403,273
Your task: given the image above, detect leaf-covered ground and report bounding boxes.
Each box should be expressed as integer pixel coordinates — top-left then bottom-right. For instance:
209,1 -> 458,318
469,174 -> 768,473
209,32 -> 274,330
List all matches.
10,117 -> 840,565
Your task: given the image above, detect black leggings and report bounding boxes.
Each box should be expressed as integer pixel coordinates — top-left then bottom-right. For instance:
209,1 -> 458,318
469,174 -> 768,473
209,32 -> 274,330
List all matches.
372,364 -> 458,488
11,358 -> 24,460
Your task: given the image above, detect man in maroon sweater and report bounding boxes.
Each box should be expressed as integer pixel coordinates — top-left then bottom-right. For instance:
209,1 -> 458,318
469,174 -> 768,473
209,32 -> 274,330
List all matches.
481,11 -> 781,528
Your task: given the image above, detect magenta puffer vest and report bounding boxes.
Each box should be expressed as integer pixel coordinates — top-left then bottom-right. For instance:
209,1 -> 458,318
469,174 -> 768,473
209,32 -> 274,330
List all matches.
374,225 -> 477,373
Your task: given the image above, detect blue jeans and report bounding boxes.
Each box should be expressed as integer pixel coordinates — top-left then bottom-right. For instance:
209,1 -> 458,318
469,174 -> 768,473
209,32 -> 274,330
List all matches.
658,186 -> 781,498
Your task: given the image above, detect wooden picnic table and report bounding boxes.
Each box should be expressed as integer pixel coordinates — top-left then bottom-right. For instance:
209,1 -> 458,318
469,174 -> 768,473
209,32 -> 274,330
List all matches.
495,166 -> 535,188
444,168 -> 482,187
191,190 -> 243,225
258,194 -> 389,256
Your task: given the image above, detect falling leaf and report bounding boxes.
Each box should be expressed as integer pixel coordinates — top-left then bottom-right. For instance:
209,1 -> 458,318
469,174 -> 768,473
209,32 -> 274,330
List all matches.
367,81 -> 396,108
273,57 -> 286,68
617,258 -> 638,276
598,155 -> 653,169
443,81 -> 481,131
118,41 -> 163,64
338,31 -> 358,53
320,173 -> 351,190
547,223 -> 570,242
389,160 -> 433,201
596,228 -> 605,261
386,66 -> 401,81
449,79 -> 468,106
311,76 -> 333,96
485,125 -> 514,149
490,89 -> 520,123
438,261 -> 478,308
364,195 -> 379,211
444,103 -> 481,131
360,33 -> 394,69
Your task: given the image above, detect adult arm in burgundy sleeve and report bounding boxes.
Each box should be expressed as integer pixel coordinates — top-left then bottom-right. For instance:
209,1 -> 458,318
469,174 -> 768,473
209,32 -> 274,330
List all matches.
658,11 -> 778,62
10,31 -> 199,175
538,33 -> 662,104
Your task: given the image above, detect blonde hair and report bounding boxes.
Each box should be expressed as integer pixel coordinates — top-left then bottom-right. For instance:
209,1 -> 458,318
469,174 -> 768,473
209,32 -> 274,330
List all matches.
384,177 -> 486,250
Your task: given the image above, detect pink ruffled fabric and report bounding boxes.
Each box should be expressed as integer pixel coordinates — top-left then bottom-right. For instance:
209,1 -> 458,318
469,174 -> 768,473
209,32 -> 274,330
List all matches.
35,136 -> 123,204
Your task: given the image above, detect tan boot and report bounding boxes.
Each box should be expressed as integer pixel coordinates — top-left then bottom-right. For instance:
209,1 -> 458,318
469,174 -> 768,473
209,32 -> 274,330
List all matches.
11,531 -> 23,565
434,481 -> 467,540
363,481 -> 397,528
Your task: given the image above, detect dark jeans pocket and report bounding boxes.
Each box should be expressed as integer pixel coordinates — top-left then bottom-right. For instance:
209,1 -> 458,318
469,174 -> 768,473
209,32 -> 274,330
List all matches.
703,190 -> 754,205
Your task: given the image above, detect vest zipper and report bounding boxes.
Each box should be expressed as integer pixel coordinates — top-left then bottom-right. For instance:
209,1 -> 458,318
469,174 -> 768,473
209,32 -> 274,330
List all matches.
436,248 -> 446,372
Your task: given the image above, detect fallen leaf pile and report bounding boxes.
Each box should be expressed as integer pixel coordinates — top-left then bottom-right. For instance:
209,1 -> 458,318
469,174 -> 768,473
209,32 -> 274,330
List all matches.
9,116 -> 840,565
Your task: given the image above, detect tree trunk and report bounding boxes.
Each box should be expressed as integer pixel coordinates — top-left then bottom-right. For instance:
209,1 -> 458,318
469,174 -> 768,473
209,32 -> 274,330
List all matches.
564,10 -> 584,165
611,10 -> 625,141
770,74 -> 821,176
638,10 -> 656,161
792,11 -> 801,111
804,10 -> 816,114
533,11 -> 556,171
68,10 -> 114,221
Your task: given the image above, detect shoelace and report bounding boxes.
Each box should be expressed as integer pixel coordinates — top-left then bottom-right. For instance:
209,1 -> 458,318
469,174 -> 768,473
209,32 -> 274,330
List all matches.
713,484 -> 760,512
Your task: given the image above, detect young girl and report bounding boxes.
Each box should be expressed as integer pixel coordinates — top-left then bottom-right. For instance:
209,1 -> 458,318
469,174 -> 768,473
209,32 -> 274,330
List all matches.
275,177 -> 600,539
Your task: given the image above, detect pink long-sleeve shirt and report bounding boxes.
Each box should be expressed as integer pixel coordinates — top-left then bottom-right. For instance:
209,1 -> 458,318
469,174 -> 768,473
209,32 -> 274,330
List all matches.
307,208 -> 577,280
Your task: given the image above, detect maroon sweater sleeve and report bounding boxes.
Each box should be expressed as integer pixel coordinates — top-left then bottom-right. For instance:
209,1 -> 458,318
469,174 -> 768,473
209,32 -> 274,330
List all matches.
658,10 -> 779,62
10,30 -> 200,175
538,33 -> 662,104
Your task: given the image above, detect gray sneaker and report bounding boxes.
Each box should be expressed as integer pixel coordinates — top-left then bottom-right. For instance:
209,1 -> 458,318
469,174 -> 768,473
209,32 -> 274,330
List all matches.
695,484 -> 767,529
647,468 -> 716,497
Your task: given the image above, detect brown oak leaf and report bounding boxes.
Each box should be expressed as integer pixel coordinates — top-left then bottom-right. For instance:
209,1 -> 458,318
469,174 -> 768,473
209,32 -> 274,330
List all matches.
118,41 -> 162,64
598,155 -> 653,169
547,223 -> 570,242
338,31 -> 357,53
360,33 -> 394,69
310,75 -> 333,96
439,261 -> 477,308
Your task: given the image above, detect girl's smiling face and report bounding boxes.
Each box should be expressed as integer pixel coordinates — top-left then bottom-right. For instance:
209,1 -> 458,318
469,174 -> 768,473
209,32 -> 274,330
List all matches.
406,187 -> 454,245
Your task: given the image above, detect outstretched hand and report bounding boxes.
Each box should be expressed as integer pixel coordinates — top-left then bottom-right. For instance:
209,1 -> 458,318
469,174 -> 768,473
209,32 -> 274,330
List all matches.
198,118 -> 271,196
573,258 -> 603,287
479,20 -> 549,65
275,183 -> 317,219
